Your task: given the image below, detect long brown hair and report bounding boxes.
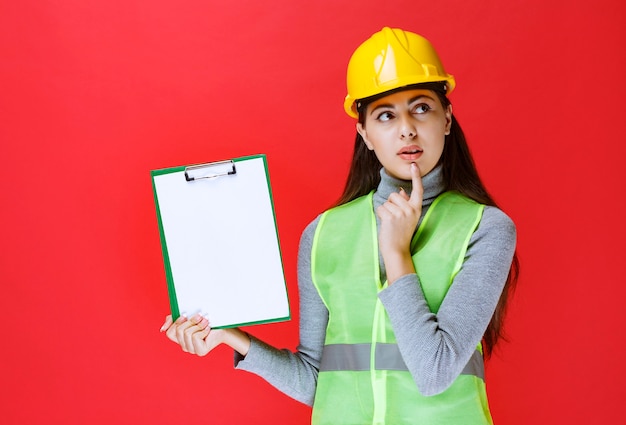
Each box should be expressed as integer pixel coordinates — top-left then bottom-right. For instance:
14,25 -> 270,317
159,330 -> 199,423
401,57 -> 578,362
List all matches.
336,87 -> 520,358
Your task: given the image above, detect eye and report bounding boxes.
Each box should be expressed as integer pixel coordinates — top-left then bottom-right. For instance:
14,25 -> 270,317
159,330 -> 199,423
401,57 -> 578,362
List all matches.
376,111 -> 395,122
414,103 -> 431,114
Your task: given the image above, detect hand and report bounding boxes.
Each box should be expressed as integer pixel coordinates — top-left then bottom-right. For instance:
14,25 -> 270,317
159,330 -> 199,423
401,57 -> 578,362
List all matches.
160,314 -> 251,357
376,162 -> 423,283
160,314 -> 224,356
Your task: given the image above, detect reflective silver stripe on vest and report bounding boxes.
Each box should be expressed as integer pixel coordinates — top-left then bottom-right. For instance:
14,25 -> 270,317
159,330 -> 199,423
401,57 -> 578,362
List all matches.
320,344 -> 485,380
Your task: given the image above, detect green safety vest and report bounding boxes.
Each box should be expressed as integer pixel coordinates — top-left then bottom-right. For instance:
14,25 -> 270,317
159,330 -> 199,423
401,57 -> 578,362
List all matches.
310,191 -> 491,425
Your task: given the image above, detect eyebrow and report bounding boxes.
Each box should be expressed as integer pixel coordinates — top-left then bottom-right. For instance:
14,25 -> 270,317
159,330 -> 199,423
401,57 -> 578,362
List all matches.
369,94 -> 436,115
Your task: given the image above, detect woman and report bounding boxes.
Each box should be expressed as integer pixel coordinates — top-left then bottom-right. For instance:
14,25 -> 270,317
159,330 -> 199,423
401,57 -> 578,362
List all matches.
161,27 -> 518,424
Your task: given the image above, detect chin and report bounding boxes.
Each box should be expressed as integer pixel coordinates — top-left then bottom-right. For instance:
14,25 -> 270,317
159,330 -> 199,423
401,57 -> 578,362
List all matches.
391,171 -> 413,181
420,168 -> 432,177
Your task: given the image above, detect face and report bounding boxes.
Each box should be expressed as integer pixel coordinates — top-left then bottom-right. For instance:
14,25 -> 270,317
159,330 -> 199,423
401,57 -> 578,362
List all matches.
357,89 -> 452,180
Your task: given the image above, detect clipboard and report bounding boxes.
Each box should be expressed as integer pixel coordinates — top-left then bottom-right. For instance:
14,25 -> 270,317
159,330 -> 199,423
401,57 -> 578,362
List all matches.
151,154 -> 290,328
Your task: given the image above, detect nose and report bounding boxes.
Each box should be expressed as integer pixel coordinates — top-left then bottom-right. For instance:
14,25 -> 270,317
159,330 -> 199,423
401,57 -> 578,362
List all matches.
399,114 -> 417,139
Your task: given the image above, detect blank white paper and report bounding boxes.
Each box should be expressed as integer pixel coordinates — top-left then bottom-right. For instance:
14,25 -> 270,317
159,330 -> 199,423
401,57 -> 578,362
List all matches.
153,156 -> 289,328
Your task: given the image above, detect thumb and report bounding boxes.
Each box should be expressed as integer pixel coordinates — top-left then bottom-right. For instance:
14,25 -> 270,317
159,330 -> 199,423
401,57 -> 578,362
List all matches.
160,315 -> 173,332
408,162 -> 423,208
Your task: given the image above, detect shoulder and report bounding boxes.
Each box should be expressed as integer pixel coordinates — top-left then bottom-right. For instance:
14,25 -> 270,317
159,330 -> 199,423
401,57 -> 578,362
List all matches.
481,206 -> 516,235
470,205 -> 517,253
299,214 -> 322,251
301,193 -> 373,242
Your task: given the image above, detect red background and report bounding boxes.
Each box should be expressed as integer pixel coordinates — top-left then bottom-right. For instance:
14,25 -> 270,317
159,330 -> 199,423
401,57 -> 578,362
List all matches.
1,0 -> 624,423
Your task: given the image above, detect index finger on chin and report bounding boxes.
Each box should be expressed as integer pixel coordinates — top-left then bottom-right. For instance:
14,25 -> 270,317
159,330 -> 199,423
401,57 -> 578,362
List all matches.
409,163 -> 423,207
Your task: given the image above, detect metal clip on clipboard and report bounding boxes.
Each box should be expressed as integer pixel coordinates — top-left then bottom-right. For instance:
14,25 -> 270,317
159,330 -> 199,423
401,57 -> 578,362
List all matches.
184,160 -> 237,182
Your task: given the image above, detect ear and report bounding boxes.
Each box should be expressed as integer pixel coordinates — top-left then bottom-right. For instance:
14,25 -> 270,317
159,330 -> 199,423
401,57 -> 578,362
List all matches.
357,122 -> 374,150
444,104 -> 453,136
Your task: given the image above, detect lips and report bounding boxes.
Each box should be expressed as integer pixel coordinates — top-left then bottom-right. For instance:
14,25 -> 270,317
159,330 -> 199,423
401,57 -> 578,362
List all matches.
397,145 -> 423,160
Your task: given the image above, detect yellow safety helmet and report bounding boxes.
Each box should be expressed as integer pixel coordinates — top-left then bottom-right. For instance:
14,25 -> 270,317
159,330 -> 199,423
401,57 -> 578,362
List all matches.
344,27 -> 456,118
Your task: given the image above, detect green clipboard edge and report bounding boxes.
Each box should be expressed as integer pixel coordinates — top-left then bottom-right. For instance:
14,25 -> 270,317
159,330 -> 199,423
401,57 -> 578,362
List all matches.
150,154 -> 291,329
